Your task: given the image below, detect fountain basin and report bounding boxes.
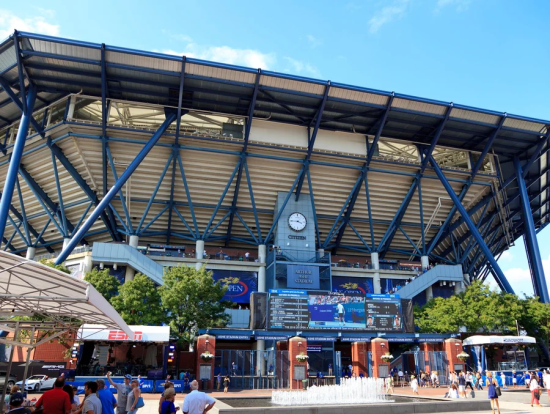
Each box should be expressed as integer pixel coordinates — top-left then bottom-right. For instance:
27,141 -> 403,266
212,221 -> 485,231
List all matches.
215,397 -> 491,414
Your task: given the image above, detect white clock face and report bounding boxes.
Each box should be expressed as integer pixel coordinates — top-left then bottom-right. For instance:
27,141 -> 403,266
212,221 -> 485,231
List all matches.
288,212 -> 307,232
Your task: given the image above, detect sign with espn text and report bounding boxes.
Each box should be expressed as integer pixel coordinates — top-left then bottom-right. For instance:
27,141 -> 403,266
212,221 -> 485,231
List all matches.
77,324 -> 170,342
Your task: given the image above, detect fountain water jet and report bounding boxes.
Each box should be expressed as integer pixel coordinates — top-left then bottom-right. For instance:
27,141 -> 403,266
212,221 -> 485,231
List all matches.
271,377 -> 390,405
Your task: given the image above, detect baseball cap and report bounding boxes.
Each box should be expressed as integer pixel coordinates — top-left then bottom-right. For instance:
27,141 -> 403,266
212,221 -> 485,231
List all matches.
10,392 -> 24,405
124,374 -> 132,379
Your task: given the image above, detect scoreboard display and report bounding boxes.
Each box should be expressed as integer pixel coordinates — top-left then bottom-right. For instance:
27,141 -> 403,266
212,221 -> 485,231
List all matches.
364,294 -> 402,332
267,290 -> 403,331
268,290 -> 309,329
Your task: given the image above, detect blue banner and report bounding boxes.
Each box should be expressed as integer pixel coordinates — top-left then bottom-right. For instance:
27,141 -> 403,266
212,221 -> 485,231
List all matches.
155,380 -> 184,393
211,270 -> 257,303
332,276 -> 374,295
340,337 -> 372,342
287,265 -> 320,289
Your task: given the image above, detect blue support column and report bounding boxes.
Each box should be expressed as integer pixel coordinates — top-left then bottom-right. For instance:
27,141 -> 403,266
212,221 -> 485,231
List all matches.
55,112 -> 177,264
0,85 -> 36,242
429,154 -> 515,294
514,157 -> 549,302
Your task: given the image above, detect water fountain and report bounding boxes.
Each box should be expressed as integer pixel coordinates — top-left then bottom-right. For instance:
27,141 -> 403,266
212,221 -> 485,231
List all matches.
271,377 -> 390,405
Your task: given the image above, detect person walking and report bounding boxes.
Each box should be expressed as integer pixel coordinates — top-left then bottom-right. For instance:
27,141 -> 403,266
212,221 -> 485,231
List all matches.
328,363 -> 333,376
216,373 -> 221,392
182,380 -> 215,414
458,372 -> 467,398
223,375 -> 230,394
475,372 -> 483,390
512,371 -> 517,389
107,373 -> 132,414
126,379 -> 141,414
74,382 -> 102,414
410,375 -> 419,395
529,373 -> 542,407
385,376 -> 394,394
486,372 -> 500,414
465,372 -> 474,392
96,379 -> 117,414
34,377 -> 72,414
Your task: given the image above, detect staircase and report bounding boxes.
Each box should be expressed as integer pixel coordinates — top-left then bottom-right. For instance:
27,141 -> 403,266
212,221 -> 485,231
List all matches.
395,265 -> 463,299
91,243 -> 164,285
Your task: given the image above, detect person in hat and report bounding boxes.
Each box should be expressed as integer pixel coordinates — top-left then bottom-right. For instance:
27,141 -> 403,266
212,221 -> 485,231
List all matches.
8,392 -> 30,414
107,372 -> 132,414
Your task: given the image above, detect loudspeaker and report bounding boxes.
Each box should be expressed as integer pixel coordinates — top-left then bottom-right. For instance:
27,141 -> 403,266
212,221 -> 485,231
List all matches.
249,292 -> 267,329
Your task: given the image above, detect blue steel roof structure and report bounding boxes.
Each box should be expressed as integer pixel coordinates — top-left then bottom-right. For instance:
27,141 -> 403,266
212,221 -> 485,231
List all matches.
0,31 -> 548,299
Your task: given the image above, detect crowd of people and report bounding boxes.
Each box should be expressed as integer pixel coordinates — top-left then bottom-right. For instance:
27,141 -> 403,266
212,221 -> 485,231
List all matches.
4,373 -> 217,414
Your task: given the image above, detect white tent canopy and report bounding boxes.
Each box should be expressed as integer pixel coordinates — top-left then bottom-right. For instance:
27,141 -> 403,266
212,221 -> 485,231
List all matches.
0,251 -> 132,338
462,335 -> 536,346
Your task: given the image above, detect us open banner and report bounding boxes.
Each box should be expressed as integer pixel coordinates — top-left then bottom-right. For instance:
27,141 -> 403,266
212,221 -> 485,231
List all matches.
211,270 -> 257,303
332,276 -> 374,295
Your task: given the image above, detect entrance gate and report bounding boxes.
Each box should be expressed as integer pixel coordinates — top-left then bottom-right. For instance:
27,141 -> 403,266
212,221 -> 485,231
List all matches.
402,351 -> 449,386
215,350 -> 290,389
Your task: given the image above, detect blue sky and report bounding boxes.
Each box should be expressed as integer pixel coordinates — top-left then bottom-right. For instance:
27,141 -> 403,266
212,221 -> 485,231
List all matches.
1,0 -> 549,296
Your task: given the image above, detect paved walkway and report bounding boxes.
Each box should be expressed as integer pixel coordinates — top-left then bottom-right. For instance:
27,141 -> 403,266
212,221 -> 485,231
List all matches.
25,387 -> 549,413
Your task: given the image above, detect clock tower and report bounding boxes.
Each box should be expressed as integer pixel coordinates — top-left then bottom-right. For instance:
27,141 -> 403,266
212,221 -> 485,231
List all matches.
273,192 -> 316,261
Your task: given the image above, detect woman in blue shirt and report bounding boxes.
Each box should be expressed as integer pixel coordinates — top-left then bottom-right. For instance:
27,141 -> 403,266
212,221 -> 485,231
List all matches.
160,388 -> 178,414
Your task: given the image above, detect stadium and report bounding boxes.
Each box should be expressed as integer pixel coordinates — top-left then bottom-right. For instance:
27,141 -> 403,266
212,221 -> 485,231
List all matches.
0,31 -> 548,388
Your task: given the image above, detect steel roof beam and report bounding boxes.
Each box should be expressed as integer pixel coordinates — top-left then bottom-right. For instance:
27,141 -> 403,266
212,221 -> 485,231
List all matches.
55,111 -> 177,264
331,98 -> 393,254
47,142 -> 119,242
0,190 -> 53,253
378,105 -> 453,257
166,57 -> 186,244
429,154 -> 514,293
515,157 -> 549,302
294,82 -> 330,201
225,70 -> 261,246
425,116 -> 506,256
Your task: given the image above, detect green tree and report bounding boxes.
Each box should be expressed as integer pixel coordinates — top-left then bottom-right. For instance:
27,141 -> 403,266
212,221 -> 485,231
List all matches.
111,273 -> 166,325
517,297 -> 550,357
415,281 -> 521,334
84,267 -> 120,301
160,265 -> 230,345
39,258 -> 71,274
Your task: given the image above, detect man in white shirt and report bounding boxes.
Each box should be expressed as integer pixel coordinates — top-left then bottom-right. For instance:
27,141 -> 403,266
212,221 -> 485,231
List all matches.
398,370 -> 404,386
336,302 -> 345,326
182,381 -> 215,414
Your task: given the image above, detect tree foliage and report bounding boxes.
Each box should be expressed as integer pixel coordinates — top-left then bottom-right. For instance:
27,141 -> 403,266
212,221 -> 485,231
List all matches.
159,265 -> 230,344
415,280 -> 550,356
111,273 -> 165,325
84,267 -> 120,301
39,258 -> 71,274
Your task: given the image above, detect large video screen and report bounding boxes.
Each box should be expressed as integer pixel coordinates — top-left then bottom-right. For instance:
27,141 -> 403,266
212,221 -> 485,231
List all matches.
268,290 -> 403,331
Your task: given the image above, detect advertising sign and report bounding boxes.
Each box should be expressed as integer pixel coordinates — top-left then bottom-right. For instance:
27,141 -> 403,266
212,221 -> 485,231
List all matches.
78,325 -> 170,342
211,270 -> 257,303
332,276 -> 374,295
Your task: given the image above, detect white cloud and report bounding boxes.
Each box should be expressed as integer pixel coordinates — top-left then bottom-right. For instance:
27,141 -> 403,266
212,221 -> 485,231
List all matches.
283,57 -> 321,78
0,9 -> 60,40
160,44 -> 276,70
307,34 -> 322,47
499,250 -> 513,261
488,253 -> 550,297
161,34 -> 318,75
435,0 -> 472,12
367,0 -> 410,34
